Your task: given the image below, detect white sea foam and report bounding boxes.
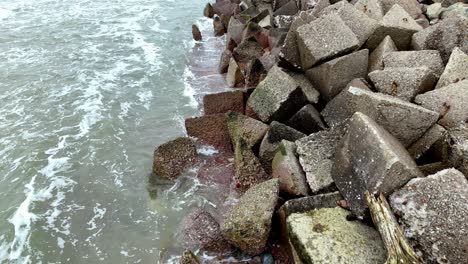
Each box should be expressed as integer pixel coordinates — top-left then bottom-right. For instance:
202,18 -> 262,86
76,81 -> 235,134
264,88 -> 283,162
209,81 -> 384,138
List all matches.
182,67 -> 198,108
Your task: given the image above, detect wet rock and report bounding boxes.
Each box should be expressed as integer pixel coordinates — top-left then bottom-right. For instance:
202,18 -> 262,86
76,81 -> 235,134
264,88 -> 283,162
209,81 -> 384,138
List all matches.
321,87 -> 439,146
203,90 -> 245,115
180,250 -> 200,264
446,125 -> 468,175
272,140 -> 309,196
389,168 -> 468,264
286,104 -> 326,135
153,137 -> 198,180
368,35 -> 398,73
227,17 -> 245,46
332,112 -> 423,218
226,58 -> 245,87
259,121 -> 306,173
221,179 -> 279,256
273,0 -> 299,16
383,50 -> 444,78
366,4 -> 422,50
233,138 -> 271,192
213,15 -> 226,36
411,15 -> 468,63
226,111 -> 269,148
435,47 -> 468,89
244,59 -> 267,88
218,49 -> 233,74
233,38 -> 264,65
204,3 -> 215,18
306,49 -> 369,101
287,207 -> 386,263
185,114 -> 232,153
354,0 -> 385,21
296,13 -> 359,69
320,1 -> 379,47
192,24 -> 202,41
408,124 -> 447,160
296,125 -> 346,193
368,67 -> 437,101
415,79 -> 468,128
381,0 -> 423,19
177,209 -> 232,253
247,65 -> 308,122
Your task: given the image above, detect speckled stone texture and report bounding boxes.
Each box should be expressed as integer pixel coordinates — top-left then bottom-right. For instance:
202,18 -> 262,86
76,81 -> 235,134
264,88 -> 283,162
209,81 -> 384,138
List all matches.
153,137 -> 198,180
435,47 -> 468,89
226,111 -> 269,148
382,50 -> 444,78
390,169 -> 468,264
203,90 -> 245,115
368,35 -> 398,73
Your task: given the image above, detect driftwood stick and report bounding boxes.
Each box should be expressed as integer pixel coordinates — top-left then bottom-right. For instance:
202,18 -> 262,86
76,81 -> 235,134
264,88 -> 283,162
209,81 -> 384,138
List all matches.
365,192 -> 423,264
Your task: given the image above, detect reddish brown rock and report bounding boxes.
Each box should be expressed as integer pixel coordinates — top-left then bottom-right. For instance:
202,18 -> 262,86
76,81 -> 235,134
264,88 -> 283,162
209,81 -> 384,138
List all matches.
203,3 -> 214,18
203,90 -> 245,115
153,137 -> 198,180
185,114 -> 232,153
192,24 -> 202,41
218,49 -> 233,74
213,15 -> 226,37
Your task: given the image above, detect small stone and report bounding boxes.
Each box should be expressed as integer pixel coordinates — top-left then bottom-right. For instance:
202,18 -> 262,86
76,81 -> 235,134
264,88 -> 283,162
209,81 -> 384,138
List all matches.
366,4 -> 422,50
203,3 -> 215,18
218,49 -> 233,74
192,24 -> 202,41
436,47 -> 468,89
415,80 -> 468,129
321,87 -> 439,146
203,90 -> 244,115
259,122 -> 306,173
306,49 -> 369,101
286,104 -> 326,135
383,50 -> 444,78
319,1 -> 379,47
287,207 -> 386,263
213,15 -> 226,37
226,111 -> 269,148
180,250 -> 200,264
226,58 -> 245,87
221,179 -> 279,256
153,137 -> 198,180
389,169 -> 468,264
368,67 -> 437,101
185,114 -> 232,153
368,35 -> 398,73
247,65 -> 308,122
332,112 -> 423,217
296,13 -> 359,69
354,0 -> 385,21
272,140 -> 309,196
296,125 -> 346,193
408,124 -> 447,160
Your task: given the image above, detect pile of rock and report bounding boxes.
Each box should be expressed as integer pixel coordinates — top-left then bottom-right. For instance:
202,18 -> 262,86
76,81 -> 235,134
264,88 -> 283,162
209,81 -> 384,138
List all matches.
153,0 -> 467,263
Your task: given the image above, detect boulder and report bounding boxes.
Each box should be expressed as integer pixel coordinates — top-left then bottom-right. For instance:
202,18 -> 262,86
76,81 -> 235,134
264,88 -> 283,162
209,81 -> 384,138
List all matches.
203,90 -> 244,115
287,207 -> 386,263
368,35 -> 398,73
390,169 -> 468,264
177,209 -> 232,253
273,0 -> 299,16
309,0 -> 331,16
306,49 -> 369,101
192,24 -> 202,41
204,3 -> 215,18
426,2 -> 443,20
296,125 -> 346,193
381,0 -> 423,19
226,111 -> 269,147
274,0 -> 290,11
180,250 -> 200,264
153,137 -> 198,180
296,13 -> 359,69
446,125 -> 468,175
287,72 -> 320,104
408,124 -> 447,160
218,49 -> 233,74
368,67 -> 437,101
233,138 -> 271,192
244,59 -> 267,88
366,4 -> 422,50
321,87 -> 439,147
414,80 -> 468,128
185,114 -> 232,153
354,0 -> 385,21
286,104 -> 326,135
247,65 -> 308,122
332,112 -> 423,218
213,15 -> 226,37
212,0 -> 237,17
232,38 -> 264,65
221,179 -> 279,256
411,15 -> 468,63
227,17 -> 245,46
259,121 -> 306,173
383,50 -> 444,78
319,1 -> 379,47
272,140 -> 309,196
226,58 -> 245,87
435,47 -> 468,89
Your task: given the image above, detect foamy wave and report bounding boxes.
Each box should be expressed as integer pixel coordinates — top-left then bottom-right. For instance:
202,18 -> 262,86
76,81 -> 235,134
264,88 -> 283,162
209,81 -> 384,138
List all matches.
182,67 -> 198,108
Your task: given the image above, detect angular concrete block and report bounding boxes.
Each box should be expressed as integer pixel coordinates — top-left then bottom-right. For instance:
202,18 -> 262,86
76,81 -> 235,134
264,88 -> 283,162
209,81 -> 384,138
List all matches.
368,35 -> 398,72
383,50 -> 444,78
436,47 -> 468,89
286,104 -> 326,135
354,0 -> 385,21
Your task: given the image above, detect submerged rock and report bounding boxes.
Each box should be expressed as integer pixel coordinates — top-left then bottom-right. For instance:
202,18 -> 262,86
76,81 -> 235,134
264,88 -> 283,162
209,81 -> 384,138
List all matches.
221,179 -> 279,256
287,207 -> 386,264
332,112 -> 422,218
390,169 -> 468,264
153,137 -> 198,180
185,114 -> 232,153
